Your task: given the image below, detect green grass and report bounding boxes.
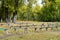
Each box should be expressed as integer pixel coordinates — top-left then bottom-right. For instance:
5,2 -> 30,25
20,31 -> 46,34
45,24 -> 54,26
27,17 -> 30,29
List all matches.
0,30 -> 5,36
1,28 -> 60,40
1,32 -> 60,40
0,22 -> 60,40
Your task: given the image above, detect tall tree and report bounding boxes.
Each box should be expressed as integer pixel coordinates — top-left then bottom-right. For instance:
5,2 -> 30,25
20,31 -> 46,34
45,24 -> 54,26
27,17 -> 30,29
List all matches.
26,0 -> 37,20
40,0 -> 58,22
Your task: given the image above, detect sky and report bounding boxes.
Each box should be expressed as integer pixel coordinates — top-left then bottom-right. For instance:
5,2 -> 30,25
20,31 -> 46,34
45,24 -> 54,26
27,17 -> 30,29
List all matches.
38,0 -> 43,6
0,0 -> 43,7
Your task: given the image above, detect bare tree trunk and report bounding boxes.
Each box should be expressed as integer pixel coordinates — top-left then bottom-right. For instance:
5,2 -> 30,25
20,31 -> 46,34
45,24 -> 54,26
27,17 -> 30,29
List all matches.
0,17 -> 2,22
5,7 -> 9,23
12,0 -> 19,23
12,11 -> 17,23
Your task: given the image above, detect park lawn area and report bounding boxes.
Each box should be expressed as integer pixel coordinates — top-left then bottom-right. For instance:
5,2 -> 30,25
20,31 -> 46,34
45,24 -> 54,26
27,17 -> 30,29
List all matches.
1,32 -> 60,40
0,30 -> 6,37
0,21 -> 60,40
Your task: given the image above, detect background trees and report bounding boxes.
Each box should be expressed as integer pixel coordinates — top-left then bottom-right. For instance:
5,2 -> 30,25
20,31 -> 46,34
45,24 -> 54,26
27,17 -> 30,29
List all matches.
0,0 -> 60,22
40,0 -> 58,22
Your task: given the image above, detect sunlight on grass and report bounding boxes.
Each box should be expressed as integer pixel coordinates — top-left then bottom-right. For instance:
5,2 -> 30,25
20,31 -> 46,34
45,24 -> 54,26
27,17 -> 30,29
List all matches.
0,22 -> 60,40
1,32 -> 60,40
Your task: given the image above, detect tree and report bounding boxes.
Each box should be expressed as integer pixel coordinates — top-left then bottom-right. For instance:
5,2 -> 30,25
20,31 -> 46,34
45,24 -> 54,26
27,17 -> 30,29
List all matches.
40,0 -> 58,22
0,0 -> 15,22
26,0 -> 37,21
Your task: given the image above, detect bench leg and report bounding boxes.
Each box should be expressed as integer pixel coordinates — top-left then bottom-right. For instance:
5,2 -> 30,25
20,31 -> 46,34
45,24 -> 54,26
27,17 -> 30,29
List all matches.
56,27 -> 58,30
46,27 -> 48,31
51,27 -> 53,30
40,28 -> 42,31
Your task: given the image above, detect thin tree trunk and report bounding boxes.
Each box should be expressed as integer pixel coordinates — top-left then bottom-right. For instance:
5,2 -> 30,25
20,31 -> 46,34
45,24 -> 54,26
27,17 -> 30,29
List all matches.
5,7 -> 9,23
12,11 -> 17,23
12,0 -> 18,23
0,17 -> 2,22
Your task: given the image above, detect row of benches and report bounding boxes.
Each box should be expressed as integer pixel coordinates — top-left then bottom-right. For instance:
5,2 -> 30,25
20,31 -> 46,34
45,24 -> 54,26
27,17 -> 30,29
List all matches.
0,22 -> 59,30
0,22 -> 59,34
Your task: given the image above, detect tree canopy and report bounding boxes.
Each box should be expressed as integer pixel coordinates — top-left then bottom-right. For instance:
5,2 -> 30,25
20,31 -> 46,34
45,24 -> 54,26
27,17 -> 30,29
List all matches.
0,0 -> 60,22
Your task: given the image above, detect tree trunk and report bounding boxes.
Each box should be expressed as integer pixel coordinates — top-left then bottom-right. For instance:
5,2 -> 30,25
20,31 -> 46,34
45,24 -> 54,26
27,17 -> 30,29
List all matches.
12,0 -> 19,23
0,17 -> 2,22
12,11 -> 17,23
5,7 -> 10,23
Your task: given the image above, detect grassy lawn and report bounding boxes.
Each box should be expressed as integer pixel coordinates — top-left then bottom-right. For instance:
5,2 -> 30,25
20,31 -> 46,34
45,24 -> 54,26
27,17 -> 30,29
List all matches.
0,21 -> 60,40
1,32 -> 60,40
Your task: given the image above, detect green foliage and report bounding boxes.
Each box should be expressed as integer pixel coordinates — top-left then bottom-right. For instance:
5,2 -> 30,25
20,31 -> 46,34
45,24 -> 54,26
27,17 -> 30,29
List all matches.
40,0 -> 59,22
0,0 -> 60,22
